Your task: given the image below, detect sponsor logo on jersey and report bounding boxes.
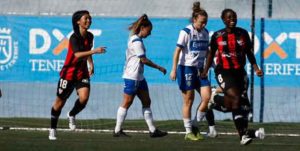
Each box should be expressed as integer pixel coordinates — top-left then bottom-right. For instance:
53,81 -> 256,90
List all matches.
82,78 -> 90,84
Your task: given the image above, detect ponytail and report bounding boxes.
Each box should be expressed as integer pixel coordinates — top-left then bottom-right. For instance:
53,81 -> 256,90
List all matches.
128,14 -> 152,35
190,1 -> 208,22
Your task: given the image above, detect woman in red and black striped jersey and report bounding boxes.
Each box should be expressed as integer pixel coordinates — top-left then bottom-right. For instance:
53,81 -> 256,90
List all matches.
202,9 -> 263,145
49,10 -> 106,140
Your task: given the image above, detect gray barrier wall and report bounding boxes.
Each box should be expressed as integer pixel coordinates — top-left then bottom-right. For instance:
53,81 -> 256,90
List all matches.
0,0 -> 299,19
1,83 -> 299,122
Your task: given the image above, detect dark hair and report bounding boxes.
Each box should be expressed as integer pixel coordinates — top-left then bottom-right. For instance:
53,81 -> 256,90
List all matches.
128,14 -> 152,35
190,1 -> 208,22
72,10 -> 90,35
221,8 -> 236,19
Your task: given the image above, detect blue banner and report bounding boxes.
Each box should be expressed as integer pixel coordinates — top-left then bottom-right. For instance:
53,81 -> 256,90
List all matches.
0,16 -> 299,86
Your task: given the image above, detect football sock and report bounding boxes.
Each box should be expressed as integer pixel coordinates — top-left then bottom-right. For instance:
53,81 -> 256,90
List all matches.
115,107 -> 127,133
196,111 -> 206,122
209,125 -> 216,133
205,109 -> 215,126
214,95 -> 224,106
69,99 -> 86,116
232,108 -> 247,138
183,118 -> 192,134
50,107 -> 61,129
213,104 -> 230,112
212,95 -> 231,113
192,110 -> 206,127
142,108 -> 156,133
246,129 -> 256,138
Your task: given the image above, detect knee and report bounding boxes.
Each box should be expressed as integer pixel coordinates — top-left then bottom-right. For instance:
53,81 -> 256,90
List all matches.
183,99 -> 193,108
78,95 -> 89,104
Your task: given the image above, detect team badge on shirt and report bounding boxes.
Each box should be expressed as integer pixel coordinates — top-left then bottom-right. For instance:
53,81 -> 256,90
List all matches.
187,81 -> 192,87
58,88 -> 63,94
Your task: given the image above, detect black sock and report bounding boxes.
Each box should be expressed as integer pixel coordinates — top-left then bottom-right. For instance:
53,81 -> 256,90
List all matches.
214,95 -> 224,106
212,95 -> 231,112
246,129 -> 256,138
213,105 -> 231,113
232,108 -> 247,139
205,110 -> 215,126
69,99 -> 86,116
51,107 -> 61,129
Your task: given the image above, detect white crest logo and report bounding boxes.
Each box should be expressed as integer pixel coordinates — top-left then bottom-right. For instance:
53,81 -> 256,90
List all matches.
0,28 -> 18,71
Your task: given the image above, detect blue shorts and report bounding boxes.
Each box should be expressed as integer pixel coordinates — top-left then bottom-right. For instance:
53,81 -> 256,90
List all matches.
123,78 -> 149,95
177,65 -> 210,91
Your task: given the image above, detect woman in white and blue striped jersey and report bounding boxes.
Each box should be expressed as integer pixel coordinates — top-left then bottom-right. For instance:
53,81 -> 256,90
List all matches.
113,14 -> 168,138
170,1 -> 213,141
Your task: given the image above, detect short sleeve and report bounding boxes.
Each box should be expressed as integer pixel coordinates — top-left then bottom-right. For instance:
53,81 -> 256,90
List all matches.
243,30 -> 252,50
176,29 -> 189,48
132,39 -> 145,58
69,35 -> 81,53
210,32 -> 218,54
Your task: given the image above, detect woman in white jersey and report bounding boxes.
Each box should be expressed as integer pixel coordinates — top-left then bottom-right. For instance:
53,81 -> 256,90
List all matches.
113,14 -> 168,138
170,1 -> 212,141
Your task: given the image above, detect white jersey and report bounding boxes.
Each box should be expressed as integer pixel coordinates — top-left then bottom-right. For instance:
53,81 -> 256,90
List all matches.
122,35 -> 145,81
176,24 -> 209,68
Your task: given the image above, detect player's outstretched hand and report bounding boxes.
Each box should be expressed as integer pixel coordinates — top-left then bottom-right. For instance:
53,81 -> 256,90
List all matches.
93,47 -> 106,54
158,66 -> 167,75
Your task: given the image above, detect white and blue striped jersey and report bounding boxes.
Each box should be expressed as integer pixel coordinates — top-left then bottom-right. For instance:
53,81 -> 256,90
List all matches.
122,35 -> 145,81
176,24 -> 209,68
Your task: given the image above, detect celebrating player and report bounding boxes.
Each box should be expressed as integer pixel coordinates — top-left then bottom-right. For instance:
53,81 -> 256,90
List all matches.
170,1 -> 212,141
113,14 -> 168,138
201,8 -> 264,145
49,10 -> 106,140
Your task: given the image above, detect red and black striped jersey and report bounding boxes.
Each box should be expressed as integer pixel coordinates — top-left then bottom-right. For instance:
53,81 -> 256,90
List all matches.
210,27 -> 256,70
60,32 -> 94,80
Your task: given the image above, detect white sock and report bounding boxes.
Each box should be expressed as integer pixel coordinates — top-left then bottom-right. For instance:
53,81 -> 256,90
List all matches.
209,125 -> 215,133
196,111 -> 206,122
183,118 -> 192,134
114,107 -> 127,133
143,108 -> 156,133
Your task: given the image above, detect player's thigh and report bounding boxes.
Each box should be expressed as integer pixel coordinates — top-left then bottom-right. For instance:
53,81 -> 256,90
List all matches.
76,78 -> 91,102
136,79 -> 151,107
56,78 -> 75,100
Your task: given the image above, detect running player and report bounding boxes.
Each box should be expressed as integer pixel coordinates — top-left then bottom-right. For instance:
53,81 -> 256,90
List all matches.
170,1 -> 211,141
201,8 -> 264,145
48,10 -> 106,140
113,14 -> 168,138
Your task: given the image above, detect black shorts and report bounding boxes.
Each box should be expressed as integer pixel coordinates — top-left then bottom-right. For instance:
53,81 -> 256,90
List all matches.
214,67 -> 248,93
56,78 -> 90,100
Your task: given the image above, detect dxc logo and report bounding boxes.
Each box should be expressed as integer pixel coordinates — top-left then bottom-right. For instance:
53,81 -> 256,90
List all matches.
262,32 -> 300,59
29,28 -> 102,55
263,32 -> 287,59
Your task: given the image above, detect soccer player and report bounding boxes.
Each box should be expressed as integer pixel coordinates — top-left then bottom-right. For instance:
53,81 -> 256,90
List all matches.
113,14 -> 168,138
48,10 -> 106,140
201,8 -> 264,145
170,1 -> 211,141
